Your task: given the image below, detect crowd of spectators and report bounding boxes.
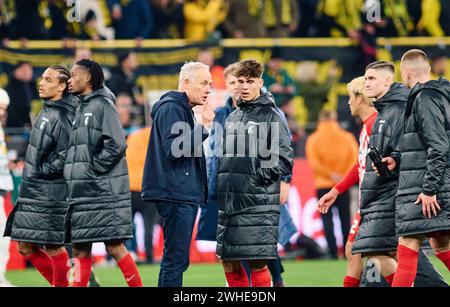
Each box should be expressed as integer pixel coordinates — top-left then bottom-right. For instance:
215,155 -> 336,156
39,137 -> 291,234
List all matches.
0,0 -> 449,46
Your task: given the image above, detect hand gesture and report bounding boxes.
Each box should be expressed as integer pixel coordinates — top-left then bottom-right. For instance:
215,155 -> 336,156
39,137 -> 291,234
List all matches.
415,193 -> 441,219
280,181 -> 290,205
317,188 -> 339,214
201,100 -> 215,129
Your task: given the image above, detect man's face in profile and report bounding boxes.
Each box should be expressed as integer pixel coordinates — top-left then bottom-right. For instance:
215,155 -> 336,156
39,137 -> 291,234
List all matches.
185,68 -> 212,107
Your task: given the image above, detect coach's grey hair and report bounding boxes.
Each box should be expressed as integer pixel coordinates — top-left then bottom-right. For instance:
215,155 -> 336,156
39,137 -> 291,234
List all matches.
0,88 -> 10,106
178,61 -> 210,86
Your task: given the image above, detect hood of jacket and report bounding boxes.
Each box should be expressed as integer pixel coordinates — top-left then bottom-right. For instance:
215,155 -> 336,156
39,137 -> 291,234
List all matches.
43,94 -> 78,113
79,86 -> 116,105
406,77 -> 450,117
374,82 -> 409,113
151,91 -> 191,119
415,77 -> 450,101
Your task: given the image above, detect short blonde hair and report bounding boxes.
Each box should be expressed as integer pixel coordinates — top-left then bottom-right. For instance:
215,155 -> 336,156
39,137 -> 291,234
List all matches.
0,88 -> 10,106
347,77 -> 373,106
223,63 -> 239,79
400,49 -> 431,74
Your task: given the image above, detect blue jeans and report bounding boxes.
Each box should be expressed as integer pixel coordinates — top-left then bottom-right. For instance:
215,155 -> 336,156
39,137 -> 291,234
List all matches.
155,202 -> 198,287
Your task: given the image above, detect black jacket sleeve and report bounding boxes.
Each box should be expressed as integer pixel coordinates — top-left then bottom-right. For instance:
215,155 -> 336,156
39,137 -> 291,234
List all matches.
415,90 -> 448,196
40,116 -> 72,177
92,103 -> 127,173
258,112 -> 294,183
386,106 -> 405,175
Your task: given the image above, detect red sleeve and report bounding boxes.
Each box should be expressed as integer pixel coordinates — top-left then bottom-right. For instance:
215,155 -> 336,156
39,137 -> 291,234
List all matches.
334,163 -> 358,194
366,113 -> 377,137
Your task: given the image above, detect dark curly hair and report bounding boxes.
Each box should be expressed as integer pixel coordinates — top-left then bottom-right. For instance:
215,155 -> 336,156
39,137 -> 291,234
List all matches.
75,59 -> 105,91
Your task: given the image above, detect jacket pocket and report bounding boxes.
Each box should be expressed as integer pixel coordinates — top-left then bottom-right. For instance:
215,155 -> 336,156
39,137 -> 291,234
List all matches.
173,159 -> 190,185
257,168 -> 273,186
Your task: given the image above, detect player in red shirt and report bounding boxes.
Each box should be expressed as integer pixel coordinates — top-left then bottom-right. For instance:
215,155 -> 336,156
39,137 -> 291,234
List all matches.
317,76 -> 377,287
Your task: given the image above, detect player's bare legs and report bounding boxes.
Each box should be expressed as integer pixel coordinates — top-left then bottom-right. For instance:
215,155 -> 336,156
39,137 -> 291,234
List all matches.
345,241 -> 363,281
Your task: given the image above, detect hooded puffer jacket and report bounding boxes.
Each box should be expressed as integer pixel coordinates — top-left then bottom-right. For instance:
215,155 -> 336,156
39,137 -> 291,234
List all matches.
216,91 -> 293,261
5,95 -> 77,244
396,77 -> 450,237
64,87 -> 132,243
353,83 -> 409,255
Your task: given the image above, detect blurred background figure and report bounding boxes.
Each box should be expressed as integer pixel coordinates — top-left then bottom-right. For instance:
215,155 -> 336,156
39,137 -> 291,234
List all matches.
197,47 -> 225,90
11,0 -> 50,42
150,0 -> 185,39
108,0 -> 153,40
262,47 -> 296,108
183,0 -> 226,41
106,51 -> 146,125
315,0 -> 362,38
223,0 -> 266,38
294,0 -> 320,37
73,47 -> 93,62
295,60 -> 339,128
5,62 -> 38,130
0,88 -> 14,287
430,52 -> 448,79
0,0 -> 15,46
116,93 -> 139,137
306,110 -> 358,259
413,0 -> 446,36
263,0 -> 299,38
126,126 -> 158,264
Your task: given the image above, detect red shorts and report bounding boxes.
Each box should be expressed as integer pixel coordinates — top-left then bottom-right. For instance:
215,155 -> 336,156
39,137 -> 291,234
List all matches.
347,212 -> 361,243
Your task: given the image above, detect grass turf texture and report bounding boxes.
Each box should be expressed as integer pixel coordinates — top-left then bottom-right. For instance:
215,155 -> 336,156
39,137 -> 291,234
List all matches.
6,258 -> 450,287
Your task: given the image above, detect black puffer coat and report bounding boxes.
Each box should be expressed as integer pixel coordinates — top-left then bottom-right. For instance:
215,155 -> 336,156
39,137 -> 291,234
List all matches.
216,92 -> 293,261
353,83 -> 409,255
396,77 -> 450,237
64,87 -> 133,243
4,96 -> 77,244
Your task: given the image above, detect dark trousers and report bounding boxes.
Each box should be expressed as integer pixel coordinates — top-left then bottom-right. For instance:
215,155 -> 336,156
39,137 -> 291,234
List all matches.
242,256 -> 285,285
130,192 -> 158,262
317,189 -> 351,258
360,249 -> 449,287
155,201 -> 198,287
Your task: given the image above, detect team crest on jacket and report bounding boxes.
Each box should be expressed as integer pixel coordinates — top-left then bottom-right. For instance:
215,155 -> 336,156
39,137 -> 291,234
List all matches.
39,117 -> 49,130
247,121 -> 259,135
378,120 -> 385,134
84,113 -> 93,126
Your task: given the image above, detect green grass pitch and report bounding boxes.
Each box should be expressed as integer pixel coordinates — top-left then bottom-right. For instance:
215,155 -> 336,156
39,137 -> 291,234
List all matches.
5,258 -> 450,287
